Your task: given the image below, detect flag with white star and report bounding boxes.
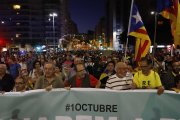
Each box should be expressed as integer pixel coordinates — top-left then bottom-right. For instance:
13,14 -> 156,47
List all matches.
128,3 -> 151,61
129,4 -> 144,33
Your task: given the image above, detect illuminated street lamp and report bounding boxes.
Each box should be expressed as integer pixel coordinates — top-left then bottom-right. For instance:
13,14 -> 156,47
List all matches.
49,13 -> 58,50
150,11 -> 158,65
13,5 -> 21,10
150,11 -> 155,15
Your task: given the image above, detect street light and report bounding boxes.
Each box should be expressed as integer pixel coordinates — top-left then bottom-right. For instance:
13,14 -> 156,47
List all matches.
150,11 -> 158,65
49,12 -> 58,50
150,11 -> 155,15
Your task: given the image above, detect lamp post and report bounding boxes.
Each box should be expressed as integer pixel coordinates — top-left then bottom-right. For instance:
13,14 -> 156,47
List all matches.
151,11 -> 158,66
49,13 -> 57,50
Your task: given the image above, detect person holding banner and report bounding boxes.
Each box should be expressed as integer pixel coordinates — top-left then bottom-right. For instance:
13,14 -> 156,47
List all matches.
160,61 -> 180,90
172,74 -> 180,93
34,62 -> 64,90
105,62 -> 133,90
65,63 -> 99,88
133,57 -> 164,95
0,64 -> 15,92
13,76 -> 26,92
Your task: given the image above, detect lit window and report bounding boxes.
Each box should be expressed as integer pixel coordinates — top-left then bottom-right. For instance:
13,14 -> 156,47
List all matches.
16,34 -> 21,38
16,23 -> 20,25
13,5 -> 21,10
2,48 -> 7,52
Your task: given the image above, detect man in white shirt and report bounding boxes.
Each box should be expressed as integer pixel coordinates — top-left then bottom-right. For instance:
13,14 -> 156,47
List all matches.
105,62 -> 133,90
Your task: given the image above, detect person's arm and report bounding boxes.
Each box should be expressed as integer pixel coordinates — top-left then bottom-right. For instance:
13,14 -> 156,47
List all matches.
89,74 -> 98,88
157,86 -> 164,95
95,80 -> 101,88
132,73 -> 139,89
131,82 -> 138,89
155,72 -> 164,95
171,88 -> 180,93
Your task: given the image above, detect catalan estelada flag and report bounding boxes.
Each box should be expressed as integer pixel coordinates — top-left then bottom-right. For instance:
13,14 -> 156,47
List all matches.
157,0 -> 180,46
176,0 -> 180,46
129,4 -> 151,61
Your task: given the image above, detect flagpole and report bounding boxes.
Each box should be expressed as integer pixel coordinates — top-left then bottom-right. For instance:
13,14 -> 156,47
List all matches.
152,12 -> 158,66
125,0 -> 134,60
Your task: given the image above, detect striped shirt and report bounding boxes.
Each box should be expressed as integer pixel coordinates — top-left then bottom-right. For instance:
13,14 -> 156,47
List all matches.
105,74 -> 133,90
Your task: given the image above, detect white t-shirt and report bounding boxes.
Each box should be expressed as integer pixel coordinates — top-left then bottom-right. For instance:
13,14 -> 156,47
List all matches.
105,74 -> 133,90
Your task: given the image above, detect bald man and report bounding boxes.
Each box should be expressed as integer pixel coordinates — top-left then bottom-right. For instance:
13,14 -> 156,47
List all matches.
105,62 -> 133,90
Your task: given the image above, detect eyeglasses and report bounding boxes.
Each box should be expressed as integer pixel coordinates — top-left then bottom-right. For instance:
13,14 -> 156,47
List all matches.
118,67 -> 128,70
140,66 -> 149,68
63,66 -> 71,69
15,82 -> 25,85
77,69 -> 86,72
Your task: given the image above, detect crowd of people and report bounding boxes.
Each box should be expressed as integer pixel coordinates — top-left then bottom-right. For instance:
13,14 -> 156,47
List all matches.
0,48 -> 179,94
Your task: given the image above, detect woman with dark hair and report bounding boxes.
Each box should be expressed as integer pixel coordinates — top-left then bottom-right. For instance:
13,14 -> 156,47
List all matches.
29,61 -> 43,83
99,61 -> 116,88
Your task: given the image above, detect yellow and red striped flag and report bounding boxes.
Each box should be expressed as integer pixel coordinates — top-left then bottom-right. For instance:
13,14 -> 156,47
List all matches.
128,4 -> 151,61
157,0 -> 180,46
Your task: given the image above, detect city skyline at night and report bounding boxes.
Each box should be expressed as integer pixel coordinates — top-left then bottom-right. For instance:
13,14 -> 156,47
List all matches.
0,0 -> 174,49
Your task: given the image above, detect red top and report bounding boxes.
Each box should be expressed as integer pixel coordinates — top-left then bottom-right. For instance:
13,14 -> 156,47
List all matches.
65,74 -> 98,87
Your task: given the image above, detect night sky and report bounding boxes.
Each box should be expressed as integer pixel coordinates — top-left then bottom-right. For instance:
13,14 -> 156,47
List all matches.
69,0 -> 107,33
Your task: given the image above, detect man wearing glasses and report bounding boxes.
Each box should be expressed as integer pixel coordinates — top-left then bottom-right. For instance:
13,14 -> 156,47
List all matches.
14,76 -> 26,92
133,57 -> 164,95
65,63 -> 98,88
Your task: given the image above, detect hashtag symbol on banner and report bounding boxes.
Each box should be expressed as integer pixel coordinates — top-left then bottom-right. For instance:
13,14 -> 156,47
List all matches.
65,104 -> 70,111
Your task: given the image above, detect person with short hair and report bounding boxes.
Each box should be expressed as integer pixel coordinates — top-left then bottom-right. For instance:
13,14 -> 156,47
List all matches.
7,57 -> 21,80
160,61 -> 180,90
0,64 -> 15,92
105,62 -> 133,90
171,75 -> 180,93
14,76 -> 26,92
62,63 -> 72,83
133,57 -> 164,95
55,66 -> 61,77
34,62 -> 64,89
65,63 -> 98,88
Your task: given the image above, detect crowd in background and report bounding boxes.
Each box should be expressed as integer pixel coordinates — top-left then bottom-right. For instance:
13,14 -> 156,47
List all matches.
0,47 -> 179,94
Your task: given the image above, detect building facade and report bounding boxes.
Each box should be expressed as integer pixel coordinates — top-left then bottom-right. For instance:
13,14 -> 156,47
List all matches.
106,0 -> 131,51
106,0 -> 173,51
0,0 -> 78,49
95,17 -> 106,50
